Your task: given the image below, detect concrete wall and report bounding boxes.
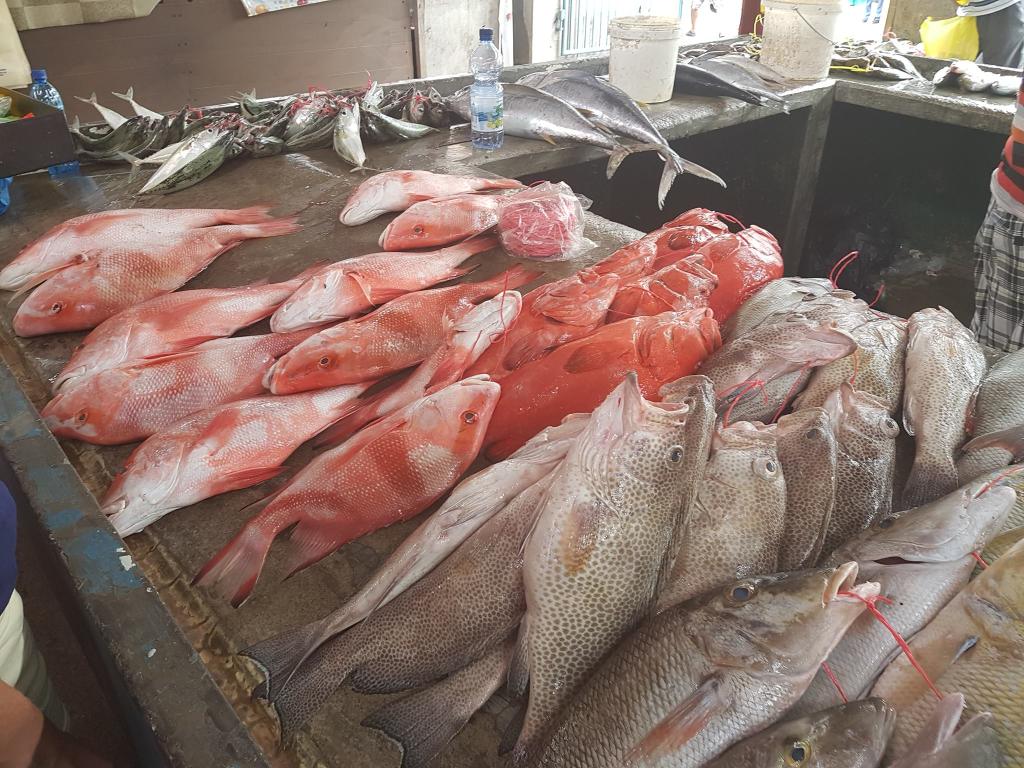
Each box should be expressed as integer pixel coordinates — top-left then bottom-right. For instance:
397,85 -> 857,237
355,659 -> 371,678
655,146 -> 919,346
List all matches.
17,0 -> 415,123
414,0 -> 499,76
514,0 -> 558,64
888,0 -> 953,41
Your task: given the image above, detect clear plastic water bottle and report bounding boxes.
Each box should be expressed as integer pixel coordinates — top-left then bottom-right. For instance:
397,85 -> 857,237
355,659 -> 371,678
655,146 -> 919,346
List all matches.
469,27 -> 503,150
27,69 -> 80,178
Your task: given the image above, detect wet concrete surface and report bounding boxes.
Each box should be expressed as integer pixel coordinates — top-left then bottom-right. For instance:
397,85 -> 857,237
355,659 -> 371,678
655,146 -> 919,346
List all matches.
0,57 -> 1017,766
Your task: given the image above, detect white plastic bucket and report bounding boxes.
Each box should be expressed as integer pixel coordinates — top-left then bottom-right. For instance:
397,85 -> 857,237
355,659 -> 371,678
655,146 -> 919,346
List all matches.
608,15 -> 682,104
760,0 -> 843,82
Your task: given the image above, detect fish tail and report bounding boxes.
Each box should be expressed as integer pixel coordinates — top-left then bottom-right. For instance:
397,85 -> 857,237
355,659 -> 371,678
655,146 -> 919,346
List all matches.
484,178 -> 526,190
194,512 -> 287,606
241,619 -> 330,701
227,215 -> 301,241
606,147 -> 629,179
111,86 -> 133,103
280,520 -> 341,581
657,156 -> 678,211
218,204 -> 276,225
115,151 -> 146,183
362,643 -> 511,768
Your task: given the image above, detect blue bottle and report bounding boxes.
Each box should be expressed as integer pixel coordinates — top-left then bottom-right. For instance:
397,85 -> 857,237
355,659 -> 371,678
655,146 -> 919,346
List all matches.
27,69 -> 80,178
469,27 -> 503,150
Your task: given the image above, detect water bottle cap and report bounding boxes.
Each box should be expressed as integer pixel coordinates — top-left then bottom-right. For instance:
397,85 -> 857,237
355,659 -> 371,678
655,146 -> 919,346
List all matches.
30,69 -> 47,83
479,27 -> 493,41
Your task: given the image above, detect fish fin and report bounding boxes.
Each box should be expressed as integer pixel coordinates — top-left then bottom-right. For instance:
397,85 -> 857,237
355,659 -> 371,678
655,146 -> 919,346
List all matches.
497,705 -> 526,756
538,133 -> 559,146
962,425 -> 1024,461
116,150 -> 145,182
563,340 -> 626,374
111,87 -> 132,102
75,93 -> 98,106
193,501 -> 296,606
965,386 -> 980,436
210,466 -> 287,496
607,148 -> 629,179
902,393 -> 917,437
897,692 -> 964,759
345,268 -> 412,307
501,335 -> 554,371
241,620 -> 329,700
506,615 -> 531,698
672,153 -> 727,188
657,158 -> 677,210
138,335 -> 218,356
8,261 -> 79,298
281,521 -> 341,580
533,291 -> 610,327
362,647 -> 508,768
623,675 -> 731,766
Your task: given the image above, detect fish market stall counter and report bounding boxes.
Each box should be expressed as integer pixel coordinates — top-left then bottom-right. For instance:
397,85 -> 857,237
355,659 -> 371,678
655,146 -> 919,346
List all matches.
0,53 -> 1019,767
0,143 -> 648,767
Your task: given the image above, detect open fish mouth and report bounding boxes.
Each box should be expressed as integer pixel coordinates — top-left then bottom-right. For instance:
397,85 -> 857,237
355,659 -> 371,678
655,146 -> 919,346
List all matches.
825,562 -> 881,604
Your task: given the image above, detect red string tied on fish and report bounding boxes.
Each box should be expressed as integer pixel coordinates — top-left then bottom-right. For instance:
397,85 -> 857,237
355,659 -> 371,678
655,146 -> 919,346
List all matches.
836,590 -> 944,702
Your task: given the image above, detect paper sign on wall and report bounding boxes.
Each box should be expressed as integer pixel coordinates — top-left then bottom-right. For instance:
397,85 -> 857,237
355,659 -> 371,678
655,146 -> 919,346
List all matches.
7,0 -> 159,30
240,0 -> 338,16
0,0 -> 29,88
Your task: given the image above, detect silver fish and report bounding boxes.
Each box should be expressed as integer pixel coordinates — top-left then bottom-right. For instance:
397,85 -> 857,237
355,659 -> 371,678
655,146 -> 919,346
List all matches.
519,68 -> 725,207
527,563 -> 879,768
75,92 -> 128,129
110,86 -> 163,120
332,99 -> 367,170
990,74 -> 1021,97
513,374 -> 698,761
901,307 -> 986,508
137,128 -> 234,194
957,346 -> 1024,483
706,699 -> 895,768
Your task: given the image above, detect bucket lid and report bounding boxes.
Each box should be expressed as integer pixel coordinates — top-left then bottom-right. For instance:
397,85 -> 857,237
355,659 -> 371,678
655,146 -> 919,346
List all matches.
609,15 -> 683,40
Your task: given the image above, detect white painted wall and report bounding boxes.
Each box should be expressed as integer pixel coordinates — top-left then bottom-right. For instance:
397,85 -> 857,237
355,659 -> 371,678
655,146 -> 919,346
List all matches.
416,0 -> 503,77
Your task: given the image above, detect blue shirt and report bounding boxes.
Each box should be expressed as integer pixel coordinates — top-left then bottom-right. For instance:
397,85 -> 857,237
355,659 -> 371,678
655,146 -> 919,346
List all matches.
0,482 -> 15,613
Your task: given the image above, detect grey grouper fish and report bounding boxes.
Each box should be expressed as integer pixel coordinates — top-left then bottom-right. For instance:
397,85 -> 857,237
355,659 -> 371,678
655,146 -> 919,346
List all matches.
956,346 -> 1024,484
512,374 -> 705,761
518,68 -> 725,208
525,563 -> 878,767
901,307 -> 986,508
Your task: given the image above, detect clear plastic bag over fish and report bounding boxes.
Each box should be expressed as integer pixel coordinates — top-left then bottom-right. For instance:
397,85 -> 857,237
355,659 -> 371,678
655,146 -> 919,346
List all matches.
496,181 -> 595,261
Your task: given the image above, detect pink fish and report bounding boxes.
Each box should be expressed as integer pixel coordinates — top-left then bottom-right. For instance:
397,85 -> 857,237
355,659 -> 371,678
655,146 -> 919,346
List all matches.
266,267 -> 537,395
0,205 -> 276,292
339,170 -> 522,226
102,383 -> 370,536
13,217 -> 299,337
269,236 -> 498,333
195,376 -> 501,606
41,328 -> 317,445
317,289 -> 522,446
378,193 -> 503,251
55,267 -> 321,391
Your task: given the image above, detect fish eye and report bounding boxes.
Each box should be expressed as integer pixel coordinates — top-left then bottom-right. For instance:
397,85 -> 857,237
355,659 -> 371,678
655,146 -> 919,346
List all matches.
878,516 -> 896,529
754,457 -> 778,479
881,417 -> 899,436
75,410 -> 88,424
805,426 -> 824,440
785,740 -> 810,766
50,302 -> 64,314
727,583 -> 755,603
413,224 -> 425,235
462,410 -> 477,424
668,445 -> 685,463
682,396 -> 696,408
318,356 -> 332,368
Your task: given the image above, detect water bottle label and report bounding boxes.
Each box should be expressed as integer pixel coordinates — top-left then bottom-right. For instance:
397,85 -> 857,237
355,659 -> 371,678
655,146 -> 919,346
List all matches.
471,94 -> 503,133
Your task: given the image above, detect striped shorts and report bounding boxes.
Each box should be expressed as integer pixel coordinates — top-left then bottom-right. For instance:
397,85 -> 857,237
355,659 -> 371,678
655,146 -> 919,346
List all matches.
971,198 -> 1024,352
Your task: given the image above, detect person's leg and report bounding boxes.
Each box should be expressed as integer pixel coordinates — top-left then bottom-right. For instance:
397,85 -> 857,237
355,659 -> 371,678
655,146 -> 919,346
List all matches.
972,199 -> 1024,352
689,1 -> 700,35
976,1 -> 1024,68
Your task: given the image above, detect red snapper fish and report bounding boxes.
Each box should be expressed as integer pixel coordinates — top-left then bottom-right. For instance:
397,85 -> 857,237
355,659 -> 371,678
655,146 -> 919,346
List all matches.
102,383 -> 371,536
14,217 -> 300,336
266,267 -> 536,394
42,328 -> 317,445
269,236 -> 498,333
378,193 -> 502,251
320,290 -> 522,446
194,376 -> 501,606
55,269 -> 320,391
339,170 -> 522,226
0,205 -> 276,292
699,226 -> 784,322
606,255 -> 718,321
467,268 -> 621,381
590,237 -> 659,282
483,308 -> 722,460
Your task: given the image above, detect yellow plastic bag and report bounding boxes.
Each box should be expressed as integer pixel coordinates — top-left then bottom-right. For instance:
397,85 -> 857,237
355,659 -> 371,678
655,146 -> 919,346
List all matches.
920,15 -> 979,60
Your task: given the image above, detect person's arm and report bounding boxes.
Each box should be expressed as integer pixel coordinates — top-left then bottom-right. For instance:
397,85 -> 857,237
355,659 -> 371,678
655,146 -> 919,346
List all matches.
0,681 -> 110,768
